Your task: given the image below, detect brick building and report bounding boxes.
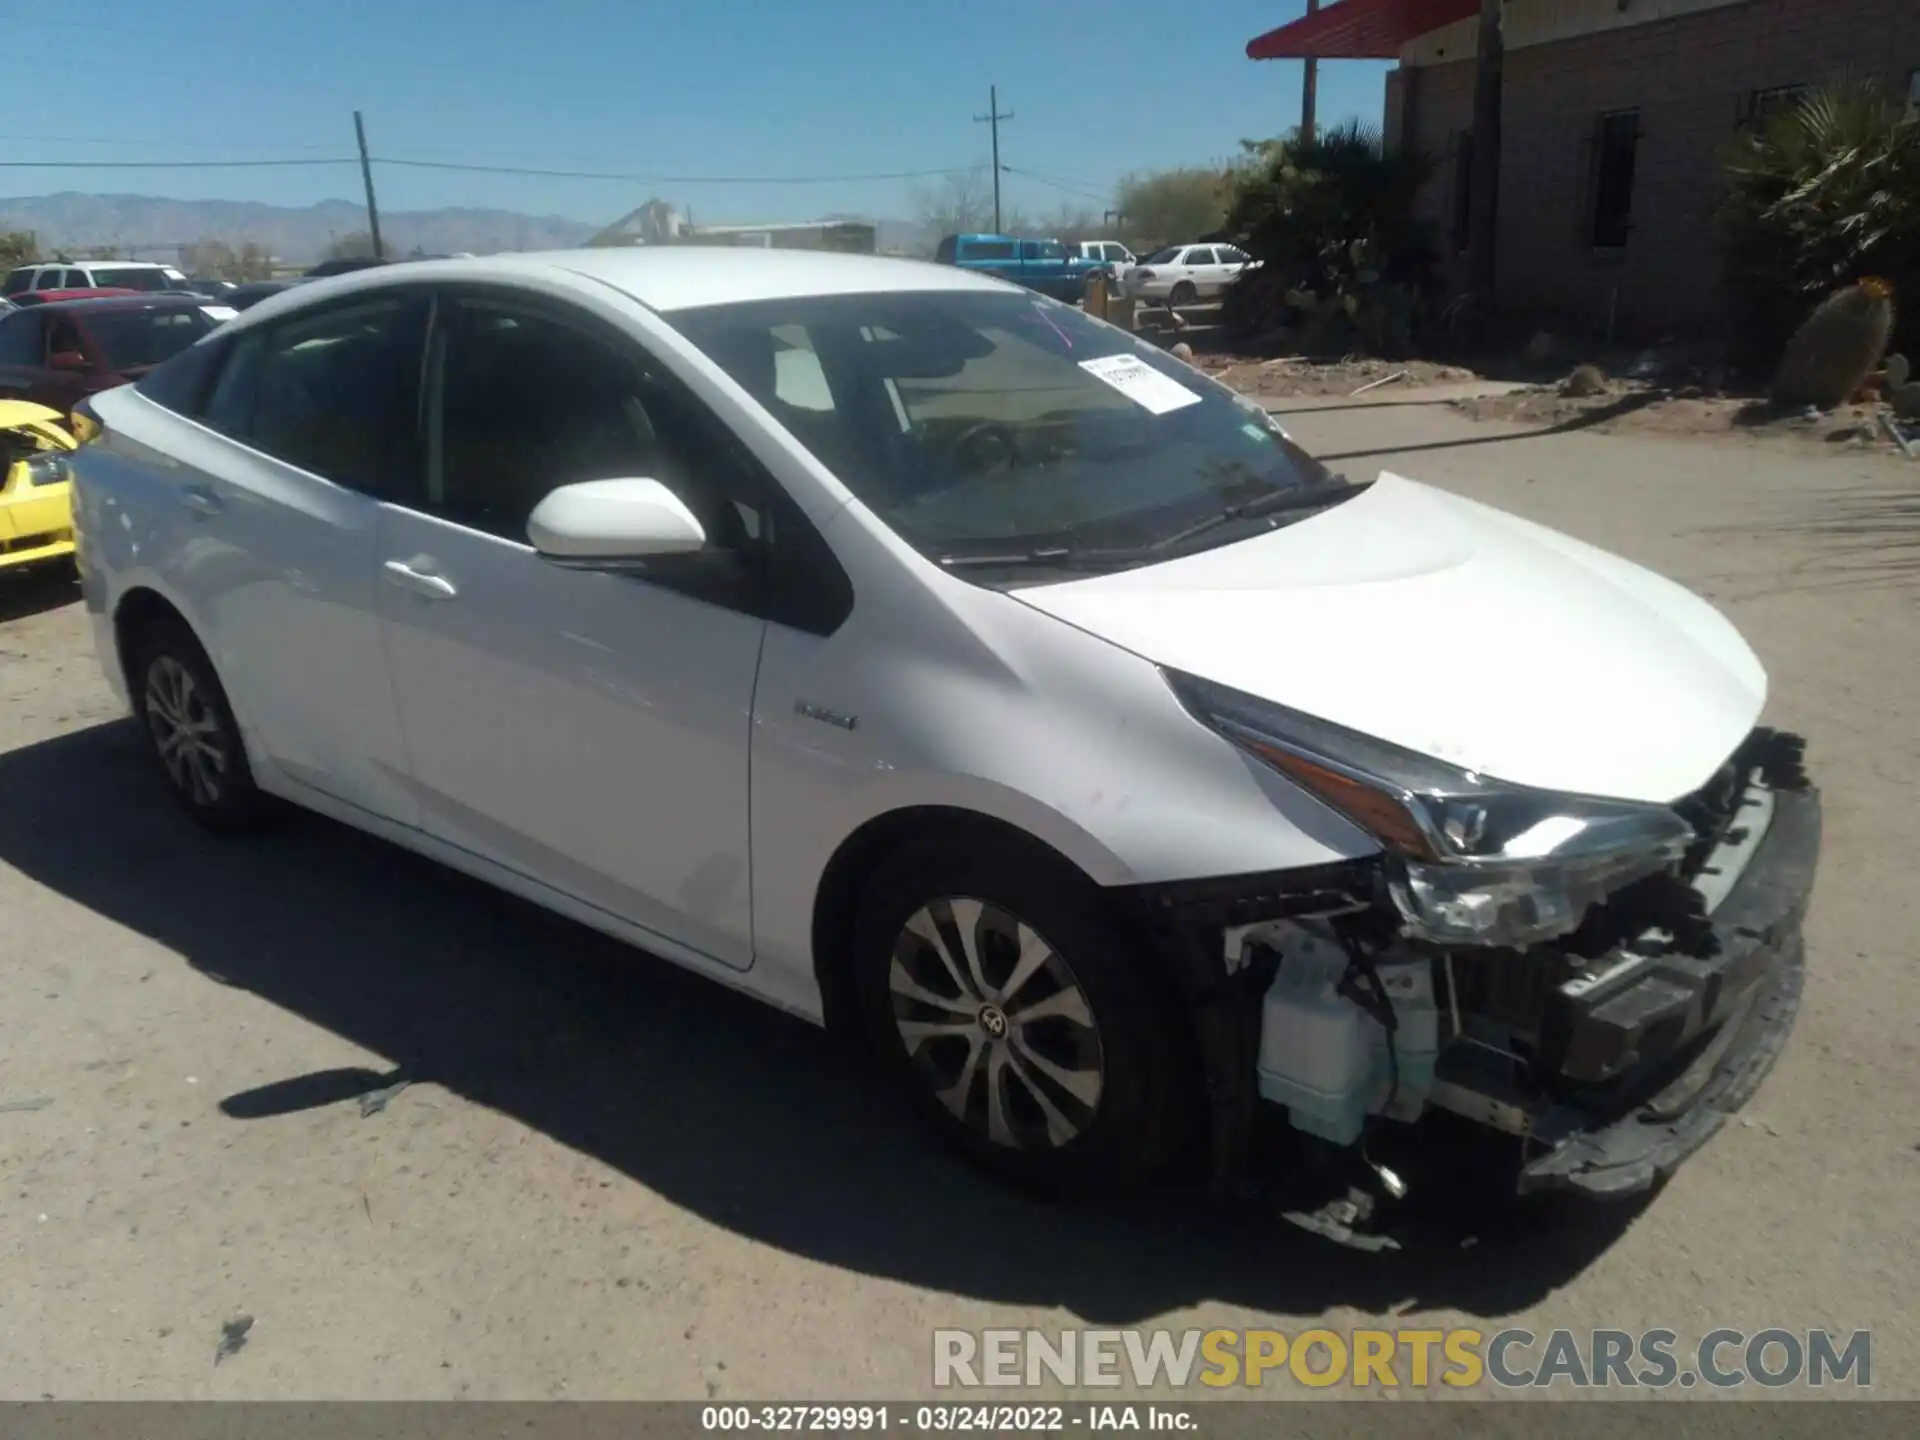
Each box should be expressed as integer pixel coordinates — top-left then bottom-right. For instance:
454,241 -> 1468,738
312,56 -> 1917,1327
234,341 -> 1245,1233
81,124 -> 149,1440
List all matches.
1248,0 -> 1920,340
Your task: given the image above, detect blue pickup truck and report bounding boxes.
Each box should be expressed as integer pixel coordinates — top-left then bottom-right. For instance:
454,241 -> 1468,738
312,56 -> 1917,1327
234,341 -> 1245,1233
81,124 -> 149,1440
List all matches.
934,233 -> 1101,302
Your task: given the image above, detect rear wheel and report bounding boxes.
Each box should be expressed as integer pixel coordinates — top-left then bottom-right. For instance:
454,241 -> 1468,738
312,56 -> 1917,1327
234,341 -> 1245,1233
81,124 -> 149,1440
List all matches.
129,618 -> 265,833
851,836 -> 1193,1194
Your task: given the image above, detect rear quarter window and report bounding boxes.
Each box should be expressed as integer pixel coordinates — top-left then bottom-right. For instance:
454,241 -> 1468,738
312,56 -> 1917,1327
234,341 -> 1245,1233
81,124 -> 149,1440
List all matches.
2,268 -> 34,295
135,333 -> 231,415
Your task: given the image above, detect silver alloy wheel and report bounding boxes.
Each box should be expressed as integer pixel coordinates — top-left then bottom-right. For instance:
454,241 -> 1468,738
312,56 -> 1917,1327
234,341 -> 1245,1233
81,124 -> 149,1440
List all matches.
888,897 -> 1105,1151
143,655 -> 227,806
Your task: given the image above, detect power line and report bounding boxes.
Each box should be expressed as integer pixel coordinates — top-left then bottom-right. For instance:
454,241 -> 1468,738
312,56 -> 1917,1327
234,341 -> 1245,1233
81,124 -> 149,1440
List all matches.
0,157 -> 355,169
0,143 -> 1025,190
1001,166 -> 1112,203
372,156 -> 977,185
0,131 -> 351,154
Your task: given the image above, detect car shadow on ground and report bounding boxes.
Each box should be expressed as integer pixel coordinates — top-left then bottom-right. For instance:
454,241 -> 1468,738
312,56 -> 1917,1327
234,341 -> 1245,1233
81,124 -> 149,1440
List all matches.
0,719 -> 1651,1325
0,565 -> 79,623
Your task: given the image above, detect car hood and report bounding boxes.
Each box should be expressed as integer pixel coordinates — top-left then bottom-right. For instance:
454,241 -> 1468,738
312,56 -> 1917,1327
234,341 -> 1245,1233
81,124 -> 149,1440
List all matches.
1011,472 -> 1766,803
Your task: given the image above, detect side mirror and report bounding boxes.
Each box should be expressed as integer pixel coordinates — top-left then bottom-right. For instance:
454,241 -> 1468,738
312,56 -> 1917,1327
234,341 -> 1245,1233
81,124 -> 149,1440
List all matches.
49,350 -> 89,372
527,478 -> 707,566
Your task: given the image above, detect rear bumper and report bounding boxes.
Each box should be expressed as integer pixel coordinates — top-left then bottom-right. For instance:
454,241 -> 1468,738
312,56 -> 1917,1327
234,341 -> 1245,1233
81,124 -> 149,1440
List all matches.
0,484 -> 76,566
1516,783 -> 1821,1198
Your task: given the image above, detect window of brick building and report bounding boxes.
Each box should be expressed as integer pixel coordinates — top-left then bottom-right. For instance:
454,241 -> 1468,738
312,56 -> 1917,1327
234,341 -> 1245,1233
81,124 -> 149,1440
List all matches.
1741,84 -> 1807,127
1450,131 -> 1474,255
1589,110 -> 1641,250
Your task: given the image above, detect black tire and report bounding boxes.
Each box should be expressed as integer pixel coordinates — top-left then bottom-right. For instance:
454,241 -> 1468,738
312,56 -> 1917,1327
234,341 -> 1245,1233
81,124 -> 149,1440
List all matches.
851,834 -> 1195,1196
1169,281 -> 1199,307
128,617 -> 266,833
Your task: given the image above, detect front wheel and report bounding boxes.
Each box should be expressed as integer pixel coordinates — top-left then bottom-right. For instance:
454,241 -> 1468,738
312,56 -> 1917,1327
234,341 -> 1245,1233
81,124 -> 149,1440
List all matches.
1169,281 -> 1199,308
851,836 -> 1194,1195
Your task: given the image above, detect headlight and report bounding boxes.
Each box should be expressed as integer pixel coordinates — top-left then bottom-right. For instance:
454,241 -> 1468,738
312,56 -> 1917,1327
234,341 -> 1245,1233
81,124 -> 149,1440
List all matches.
1166,671 -> 1694,948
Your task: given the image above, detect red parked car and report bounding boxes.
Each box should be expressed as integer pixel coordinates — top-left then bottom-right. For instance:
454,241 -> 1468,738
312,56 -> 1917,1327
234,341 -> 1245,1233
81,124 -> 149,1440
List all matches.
0,295 -> 232,413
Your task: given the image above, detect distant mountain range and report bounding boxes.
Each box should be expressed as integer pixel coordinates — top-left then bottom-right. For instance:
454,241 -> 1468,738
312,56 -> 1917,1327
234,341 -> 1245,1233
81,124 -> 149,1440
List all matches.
0,192 -> 601,265
0,192 -> 927,265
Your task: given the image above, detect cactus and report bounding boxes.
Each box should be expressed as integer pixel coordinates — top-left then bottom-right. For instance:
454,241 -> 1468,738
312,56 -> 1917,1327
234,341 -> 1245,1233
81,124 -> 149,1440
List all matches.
1770,277 -> 1896,410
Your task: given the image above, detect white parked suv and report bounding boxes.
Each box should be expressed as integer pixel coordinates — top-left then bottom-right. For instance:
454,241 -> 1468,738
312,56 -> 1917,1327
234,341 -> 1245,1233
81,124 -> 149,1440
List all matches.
1123,244 -> 1256,306
67,248 -> 1819,1226
3,260 -> 195,296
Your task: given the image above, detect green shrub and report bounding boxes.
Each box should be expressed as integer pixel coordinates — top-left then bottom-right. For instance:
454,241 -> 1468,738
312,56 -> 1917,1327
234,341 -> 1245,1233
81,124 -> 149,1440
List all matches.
1718,78 -> 1920,373
1218,122 -> 1440,357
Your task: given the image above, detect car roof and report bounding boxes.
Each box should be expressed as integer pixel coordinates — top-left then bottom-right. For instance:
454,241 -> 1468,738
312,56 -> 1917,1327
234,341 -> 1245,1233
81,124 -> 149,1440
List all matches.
28,294 -> 215,313
13,259 -> 173,270
219,246 -> 1007,323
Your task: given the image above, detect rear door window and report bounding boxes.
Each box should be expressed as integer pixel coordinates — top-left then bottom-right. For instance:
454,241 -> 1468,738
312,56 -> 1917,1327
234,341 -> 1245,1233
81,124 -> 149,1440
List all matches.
44,316 -> 87,364
85,308 -> 216,370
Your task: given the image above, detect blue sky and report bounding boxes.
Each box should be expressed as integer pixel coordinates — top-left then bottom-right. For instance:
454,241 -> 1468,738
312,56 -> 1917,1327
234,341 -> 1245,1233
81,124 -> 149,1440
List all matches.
0,2 -> 1389,225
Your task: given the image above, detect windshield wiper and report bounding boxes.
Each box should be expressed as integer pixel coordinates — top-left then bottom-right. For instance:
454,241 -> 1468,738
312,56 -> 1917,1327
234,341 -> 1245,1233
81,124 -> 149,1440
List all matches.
1148,474 -> 1367,552
936,546 -> 1143,572
934,476 -> 1367,574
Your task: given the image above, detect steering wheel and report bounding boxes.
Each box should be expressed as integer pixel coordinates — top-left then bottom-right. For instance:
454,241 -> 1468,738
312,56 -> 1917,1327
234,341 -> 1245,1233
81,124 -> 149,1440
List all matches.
946,421 -> 1020,477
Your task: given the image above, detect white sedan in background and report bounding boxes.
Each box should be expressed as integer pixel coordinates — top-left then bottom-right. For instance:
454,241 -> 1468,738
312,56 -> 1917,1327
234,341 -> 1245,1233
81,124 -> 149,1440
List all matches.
1124,243 -> 1257,306
66,247 -> 1817,1222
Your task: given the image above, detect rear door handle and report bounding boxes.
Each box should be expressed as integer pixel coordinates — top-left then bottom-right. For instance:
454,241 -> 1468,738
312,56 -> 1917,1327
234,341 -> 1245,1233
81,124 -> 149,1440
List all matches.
180,485 -> 222,516
382,558 -> 458,601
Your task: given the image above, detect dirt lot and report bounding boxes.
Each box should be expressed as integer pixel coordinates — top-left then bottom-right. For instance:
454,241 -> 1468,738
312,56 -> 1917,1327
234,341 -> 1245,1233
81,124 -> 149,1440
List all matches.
1450,385 -> 1910,455
3,402 -> 1918,1402
1164,327 -> 1917,459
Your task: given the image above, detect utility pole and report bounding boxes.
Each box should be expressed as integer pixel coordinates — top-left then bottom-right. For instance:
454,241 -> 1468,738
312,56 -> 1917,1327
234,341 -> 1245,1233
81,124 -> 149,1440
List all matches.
353,110 -> 385,260
1466,0 -> 1504,296
973,86 -> 1014,233
1301,0 -> 1320,140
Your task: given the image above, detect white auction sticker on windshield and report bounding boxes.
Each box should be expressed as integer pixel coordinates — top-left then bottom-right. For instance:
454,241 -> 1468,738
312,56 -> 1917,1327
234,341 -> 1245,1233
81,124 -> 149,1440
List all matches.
200,305 -> 238,322
1079,354 -> 1203,415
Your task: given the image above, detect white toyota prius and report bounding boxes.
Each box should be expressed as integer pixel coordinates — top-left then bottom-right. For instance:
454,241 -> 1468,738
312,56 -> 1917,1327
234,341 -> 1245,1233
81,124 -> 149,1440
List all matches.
67,248 -> 1819,1230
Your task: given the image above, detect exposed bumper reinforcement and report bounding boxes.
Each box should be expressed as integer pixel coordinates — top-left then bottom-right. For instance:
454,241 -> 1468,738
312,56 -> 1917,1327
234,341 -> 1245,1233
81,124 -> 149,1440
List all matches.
1518,783 -> 1821,1198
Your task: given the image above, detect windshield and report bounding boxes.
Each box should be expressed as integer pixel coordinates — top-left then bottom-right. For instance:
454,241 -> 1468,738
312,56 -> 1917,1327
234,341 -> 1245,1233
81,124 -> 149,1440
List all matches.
1142,248 -> 1182,265
88,266 -> 190,293
669,291 -> 1341,574
88,307 -> 219,370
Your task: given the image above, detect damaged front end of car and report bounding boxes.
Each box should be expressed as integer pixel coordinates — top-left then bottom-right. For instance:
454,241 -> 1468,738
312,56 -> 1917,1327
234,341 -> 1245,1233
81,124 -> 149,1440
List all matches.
1124,673 -> 1821,1246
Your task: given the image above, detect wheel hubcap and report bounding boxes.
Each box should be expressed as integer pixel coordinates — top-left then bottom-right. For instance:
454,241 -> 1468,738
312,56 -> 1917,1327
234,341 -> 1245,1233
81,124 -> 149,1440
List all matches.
888,897 -> 1105,1151
144,656 -> 227,806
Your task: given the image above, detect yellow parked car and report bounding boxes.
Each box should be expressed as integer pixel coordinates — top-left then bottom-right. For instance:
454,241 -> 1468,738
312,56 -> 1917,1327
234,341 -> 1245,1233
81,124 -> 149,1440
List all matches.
0,399 -> 79,573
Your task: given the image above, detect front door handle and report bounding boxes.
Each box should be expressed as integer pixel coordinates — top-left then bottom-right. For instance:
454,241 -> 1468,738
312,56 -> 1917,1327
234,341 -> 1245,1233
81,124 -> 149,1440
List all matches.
382,558 -> 458,601
180,484 -> 222,516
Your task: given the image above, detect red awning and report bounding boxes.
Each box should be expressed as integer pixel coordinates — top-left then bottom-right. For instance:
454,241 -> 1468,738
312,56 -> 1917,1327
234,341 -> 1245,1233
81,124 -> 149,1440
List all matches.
1246,0 -> 1479,61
